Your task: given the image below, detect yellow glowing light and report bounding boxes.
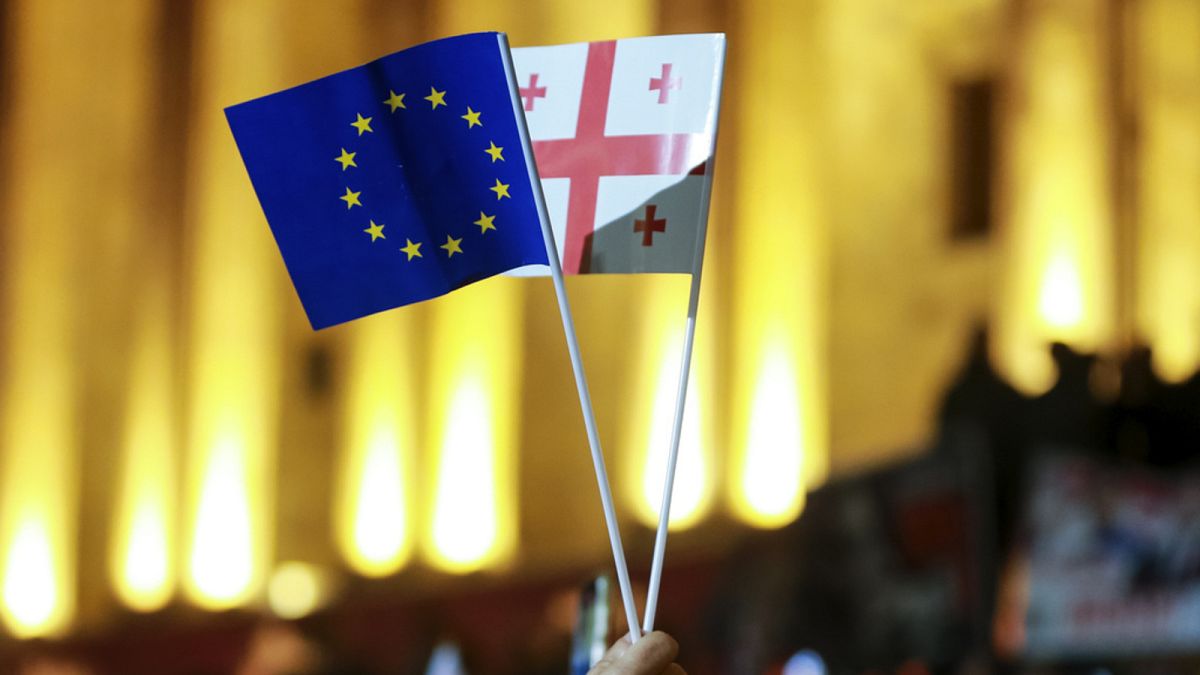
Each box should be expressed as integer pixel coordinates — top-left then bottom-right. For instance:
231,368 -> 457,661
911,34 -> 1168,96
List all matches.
118,505 -> 172,611
431,379 -> 499,570
1038,251 -> 1085,332
995,0 -> 1116,393
186,434 -> 255,609
336,315 -> 415,578
639,366 -> 708,531
1,519 -> 61,638
733,344 -> 807,528
425,282 -> 520,574
624,276 -> 714,531
350,430 -> 408,572
111,282 -> 175,612
267,561 -> 326,620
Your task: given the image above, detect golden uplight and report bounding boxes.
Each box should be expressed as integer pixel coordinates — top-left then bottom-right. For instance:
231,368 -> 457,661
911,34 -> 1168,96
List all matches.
732,342 -> 807,528
186,433 -> 256,609
336,315 -> 415,578
624,277 -> 713,532
111,283 -> 175,612
425,283 -> 520,574
1,519 -> 63,638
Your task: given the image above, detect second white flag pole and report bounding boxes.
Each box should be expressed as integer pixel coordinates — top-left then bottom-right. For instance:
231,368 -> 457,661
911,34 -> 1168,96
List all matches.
642,41 -> 726,634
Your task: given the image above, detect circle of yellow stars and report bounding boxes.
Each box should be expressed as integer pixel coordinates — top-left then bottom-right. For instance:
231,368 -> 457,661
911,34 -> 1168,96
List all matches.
336,84 -> 513,263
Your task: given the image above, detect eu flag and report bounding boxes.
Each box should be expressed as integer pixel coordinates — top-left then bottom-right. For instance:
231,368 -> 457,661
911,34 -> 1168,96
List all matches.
226,32 -> 548,329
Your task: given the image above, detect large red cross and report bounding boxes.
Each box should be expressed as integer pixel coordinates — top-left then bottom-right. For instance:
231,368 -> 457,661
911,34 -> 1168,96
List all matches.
634,204 -> 666,246
520,73 -> 547,111
649,63 -> 681,103
531,41 -> 708,273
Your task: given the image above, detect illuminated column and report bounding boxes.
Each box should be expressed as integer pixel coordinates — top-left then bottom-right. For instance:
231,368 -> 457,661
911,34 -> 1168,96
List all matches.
65,0 -> 174,619
183,0 -> 286,609
622,277 -> 716,532
336,313 -> 418,577
1134,0 -> 1200,381
424,282 -> 522,573
0,0 -> 163,629
995,0 -> 1117,392
729,1 -> 829,529
0,0 -> 145,638
111,275 -> 177,612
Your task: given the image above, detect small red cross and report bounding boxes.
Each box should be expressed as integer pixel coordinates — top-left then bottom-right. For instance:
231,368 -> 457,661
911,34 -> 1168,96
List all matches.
520,73 -> 547,111
634,204 -> 667,246
649,63 -> 681,104
532,42 -> 708,273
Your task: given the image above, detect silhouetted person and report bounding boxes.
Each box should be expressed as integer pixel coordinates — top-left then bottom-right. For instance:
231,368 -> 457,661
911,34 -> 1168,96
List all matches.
1153,357 -> 1200,467
1115,344 -> 1164,463
937,324 -> 1028,549
938,324 -> 1026,434
1025,343 -> 1110,453
937,323 -> 1033,662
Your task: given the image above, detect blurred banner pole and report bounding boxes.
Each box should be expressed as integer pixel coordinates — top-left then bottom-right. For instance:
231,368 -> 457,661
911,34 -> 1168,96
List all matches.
498,33 -> 642,643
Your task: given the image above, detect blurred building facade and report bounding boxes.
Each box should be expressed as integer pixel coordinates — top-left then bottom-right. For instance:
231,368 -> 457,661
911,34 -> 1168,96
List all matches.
0,0 -> 1196,659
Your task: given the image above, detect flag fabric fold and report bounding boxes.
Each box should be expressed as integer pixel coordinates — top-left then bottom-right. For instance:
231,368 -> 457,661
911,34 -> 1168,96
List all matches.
226,32 -> 548,330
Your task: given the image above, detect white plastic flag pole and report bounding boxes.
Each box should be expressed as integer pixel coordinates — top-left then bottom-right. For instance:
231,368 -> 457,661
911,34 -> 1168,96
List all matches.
642,43 -> 727,634
497,33 -> 642,644
640,201 -> 707,635
640,284 -> 701,633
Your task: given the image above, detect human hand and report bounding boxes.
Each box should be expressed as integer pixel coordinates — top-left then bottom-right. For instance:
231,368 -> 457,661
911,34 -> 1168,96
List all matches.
587,631 -> 686,675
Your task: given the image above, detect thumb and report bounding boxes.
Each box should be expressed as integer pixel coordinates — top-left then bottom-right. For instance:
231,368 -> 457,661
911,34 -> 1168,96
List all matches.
618,631 -> 679,675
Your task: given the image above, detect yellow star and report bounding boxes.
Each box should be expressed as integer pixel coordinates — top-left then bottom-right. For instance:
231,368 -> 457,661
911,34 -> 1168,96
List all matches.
440,234 -> 463,257
335,148 -> 357,170
490,178 -> 511,200
461,107 -> 482,128
484,141 -> 504,162
425,86 -> 447,109
363,220 -> 385,241
351,113 -> 373,135
474,212 -> 496,234
339,187 -> 362,209
401,238 -> 423,260
384,90 -> 406,112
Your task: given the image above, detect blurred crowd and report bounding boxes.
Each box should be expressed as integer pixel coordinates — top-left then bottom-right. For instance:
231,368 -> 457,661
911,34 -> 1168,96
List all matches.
939,326 -> 1200,550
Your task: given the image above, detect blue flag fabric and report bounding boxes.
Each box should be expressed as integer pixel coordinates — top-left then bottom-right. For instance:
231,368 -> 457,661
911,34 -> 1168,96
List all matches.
226,32 -> 549,329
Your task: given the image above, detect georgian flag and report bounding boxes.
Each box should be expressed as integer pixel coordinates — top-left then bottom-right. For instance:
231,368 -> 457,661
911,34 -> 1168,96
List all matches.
511,34 -> 725,275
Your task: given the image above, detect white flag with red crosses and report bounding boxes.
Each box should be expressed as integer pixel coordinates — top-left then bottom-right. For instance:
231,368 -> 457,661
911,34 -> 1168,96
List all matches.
509,34 -> 725,275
